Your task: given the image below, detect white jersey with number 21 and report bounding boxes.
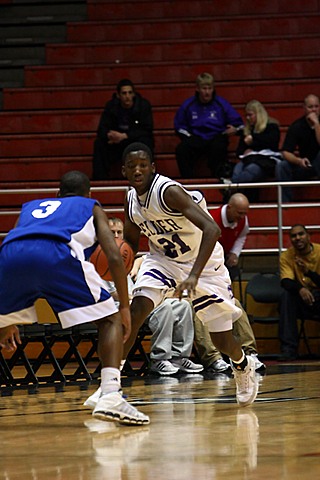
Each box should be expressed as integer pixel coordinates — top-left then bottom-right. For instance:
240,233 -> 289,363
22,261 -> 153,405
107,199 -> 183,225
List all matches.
127,173 -> 224,264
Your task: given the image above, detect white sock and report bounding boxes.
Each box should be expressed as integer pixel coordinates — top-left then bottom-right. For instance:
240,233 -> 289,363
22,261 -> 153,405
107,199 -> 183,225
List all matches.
120,359 -> 125,372
100,367 -> 121,395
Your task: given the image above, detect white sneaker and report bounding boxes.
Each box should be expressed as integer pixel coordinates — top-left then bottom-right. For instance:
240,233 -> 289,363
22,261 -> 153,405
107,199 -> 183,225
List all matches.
249,353 -> 266,373
232,356 -> 259,407
150,359 -> 179,376
83,387 -> 101,409
93,391 -> 150,425
171,357 -> 204,373
208,358 -> 231,373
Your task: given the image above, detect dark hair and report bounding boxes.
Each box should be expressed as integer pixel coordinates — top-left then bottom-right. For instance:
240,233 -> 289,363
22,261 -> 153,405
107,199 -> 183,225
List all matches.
290,224 -> 308,235
116,78 -> 134,93
58,171 -> 90,197
122,142 -> 153,163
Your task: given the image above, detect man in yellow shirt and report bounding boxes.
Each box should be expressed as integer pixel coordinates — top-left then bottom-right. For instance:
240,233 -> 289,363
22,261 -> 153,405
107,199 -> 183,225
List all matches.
279,224 -> 320,360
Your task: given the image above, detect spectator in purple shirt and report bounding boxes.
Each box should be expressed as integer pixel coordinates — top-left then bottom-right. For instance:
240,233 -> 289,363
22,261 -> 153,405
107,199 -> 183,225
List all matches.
174,72 -> 243,179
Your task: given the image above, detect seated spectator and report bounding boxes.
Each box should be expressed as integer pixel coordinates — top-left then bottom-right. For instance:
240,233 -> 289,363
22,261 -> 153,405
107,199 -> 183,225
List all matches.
210,193 -> 249,282
279,224 -> 320,360
102,217 -> 135,303
147,298 -> 204,376
92,79 -> 154,180
193,298 -> 266,373
174,72 -> 244,179
276,94 -> 320,202
232,100 -> 282,201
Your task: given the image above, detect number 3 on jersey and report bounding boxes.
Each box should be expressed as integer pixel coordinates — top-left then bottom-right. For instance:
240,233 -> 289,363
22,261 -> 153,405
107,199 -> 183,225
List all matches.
32,201 -> 62,219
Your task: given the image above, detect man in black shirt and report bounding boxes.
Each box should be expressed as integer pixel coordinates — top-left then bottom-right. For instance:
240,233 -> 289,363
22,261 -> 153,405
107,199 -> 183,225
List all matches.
276,94 -> 320,202
92,79 -> 154,180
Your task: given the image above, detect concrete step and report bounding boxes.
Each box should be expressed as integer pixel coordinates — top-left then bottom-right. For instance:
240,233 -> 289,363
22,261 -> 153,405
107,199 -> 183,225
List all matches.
0,44 -> 45,62
0,1 -> 87,22
0,66 -> 25,88
0,23 -> 67,42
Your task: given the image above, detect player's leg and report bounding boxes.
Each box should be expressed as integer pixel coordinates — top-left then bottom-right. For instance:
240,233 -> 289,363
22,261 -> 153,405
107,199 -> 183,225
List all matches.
47,248 -> 149,425
123,253 -> 175,359
233,300 -> 266,372
84,296 -> 154,410
210,329 -> 258,407
92,313 -> 149,425
0,240 -> 40,341
194,272 -> 258,406
123,295 -> 154,358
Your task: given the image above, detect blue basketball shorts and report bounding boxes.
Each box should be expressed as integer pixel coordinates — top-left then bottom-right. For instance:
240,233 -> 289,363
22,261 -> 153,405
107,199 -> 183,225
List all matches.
0,238 -> 118,329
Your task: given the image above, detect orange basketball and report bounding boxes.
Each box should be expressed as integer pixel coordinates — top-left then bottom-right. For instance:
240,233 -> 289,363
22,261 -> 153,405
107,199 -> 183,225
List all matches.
90,237 -> 134,281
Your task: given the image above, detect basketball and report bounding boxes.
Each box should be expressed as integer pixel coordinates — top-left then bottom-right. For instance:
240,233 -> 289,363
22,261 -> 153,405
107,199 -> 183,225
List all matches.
90,237 -> 135,281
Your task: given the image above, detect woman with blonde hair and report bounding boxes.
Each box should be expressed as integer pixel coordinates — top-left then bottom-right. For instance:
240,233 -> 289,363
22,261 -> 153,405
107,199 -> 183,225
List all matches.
231,100 -> 282,200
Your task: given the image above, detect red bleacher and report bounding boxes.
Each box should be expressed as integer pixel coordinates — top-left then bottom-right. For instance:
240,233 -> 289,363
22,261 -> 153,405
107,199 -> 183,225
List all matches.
0,0 -> 320,249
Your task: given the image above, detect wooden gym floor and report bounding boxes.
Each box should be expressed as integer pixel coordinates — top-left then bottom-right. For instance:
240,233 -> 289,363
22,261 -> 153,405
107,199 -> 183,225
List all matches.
1,360 -> 320,480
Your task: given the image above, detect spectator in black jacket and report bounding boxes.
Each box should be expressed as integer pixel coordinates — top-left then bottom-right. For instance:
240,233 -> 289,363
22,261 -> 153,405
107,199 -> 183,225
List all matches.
92,79 -> 154,180
232,99 -> 282,201
276,94 -> 320,202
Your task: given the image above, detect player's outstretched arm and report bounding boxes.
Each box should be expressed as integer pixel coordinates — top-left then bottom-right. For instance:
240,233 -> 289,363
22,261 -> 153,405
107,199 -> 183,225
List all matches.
0,325 -> 21,352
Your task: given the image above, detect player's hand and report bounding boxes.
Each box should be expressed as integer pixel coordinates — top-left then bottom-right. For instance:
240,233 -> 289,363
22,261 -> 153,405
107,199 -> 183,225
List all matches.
299,287 -> 314,306
0,325 -> 21,352
174,275 -> 198,300
119,306 -> 131,343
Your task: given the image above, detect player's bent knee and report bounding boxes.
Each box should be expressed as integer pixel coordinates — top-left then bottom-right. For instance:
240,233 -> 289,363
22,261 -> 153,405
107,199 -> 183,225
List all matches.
95,312 -> 123,330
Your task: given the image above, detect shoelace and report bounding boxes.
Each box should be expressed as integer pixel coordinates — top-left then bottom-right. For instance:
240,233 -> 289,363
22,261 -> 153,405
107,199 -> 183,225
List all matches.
234,369 -> 250,392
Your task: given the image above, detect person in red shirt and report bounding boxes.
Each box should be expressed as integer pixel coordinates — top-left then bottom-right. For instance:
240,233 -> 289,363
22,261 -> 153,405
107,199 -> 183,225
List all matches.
211,193 -> 249,281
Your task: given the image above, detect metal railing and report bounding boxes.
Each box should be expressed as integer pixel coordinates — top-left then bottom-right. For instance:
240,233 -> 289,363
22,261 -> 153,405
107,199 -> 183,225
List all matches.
0,180 -> 319,255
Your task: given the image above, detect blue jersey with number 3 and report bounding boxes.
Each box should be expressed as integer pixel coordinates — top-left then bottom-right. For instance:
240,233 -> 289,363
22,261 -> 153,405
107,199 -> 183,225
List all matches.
2,196 -> 99,261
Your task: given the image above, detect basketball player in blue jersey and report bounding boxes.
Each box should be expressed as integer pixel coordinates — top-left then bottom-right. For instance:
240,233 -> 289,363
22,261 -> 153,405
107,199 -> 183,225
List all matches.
0,170 -> 149,425
120,142 -> 258,406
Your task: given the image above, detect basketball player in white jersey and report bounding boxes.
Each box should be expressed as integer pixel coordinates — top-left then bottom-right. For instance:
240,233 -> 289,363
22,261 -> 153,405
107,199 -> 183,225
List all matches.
121,142 -> 259,406
0,170 -> 149,425
84,143 -> 259,409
